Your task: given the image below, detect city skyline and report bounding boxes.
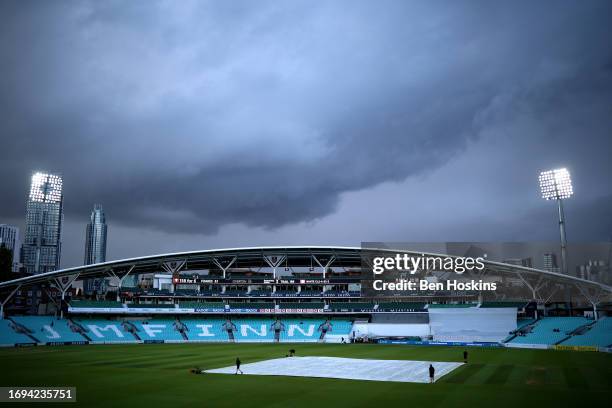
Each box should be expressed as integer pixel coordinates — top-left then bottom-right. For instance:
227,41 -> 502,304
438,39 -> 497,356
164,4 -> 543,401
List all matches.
0,1 -> 611,268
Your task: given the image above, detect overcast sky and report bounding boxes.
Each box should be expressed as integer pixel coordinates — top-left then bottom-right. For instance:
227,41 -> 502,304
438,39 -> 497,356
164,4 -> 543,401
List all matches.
1,0 -> 611,268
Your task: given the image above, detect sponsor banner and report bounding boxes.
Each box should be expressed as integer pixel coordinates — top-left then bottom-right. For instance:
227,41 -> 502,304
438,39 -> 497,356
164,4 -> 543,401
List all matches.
14,343 -> 37,348
46,341 -> 88,346
143,340 -> 165,344
193,308 -> 226,313
504,343 -> 550,350
125,308 -> 177,314
276,309 -> 324,314
377,339 -> 502,347
230,309 -> 260,313
599,347 -> 612,353
68,307 -> 125,313
553,345 -> 598,352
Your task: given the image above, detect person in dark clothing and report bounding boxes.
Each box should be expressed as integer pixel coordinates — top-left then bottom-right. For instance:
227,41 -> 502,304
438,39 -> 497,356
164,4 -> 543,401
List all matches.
289,349 -> 295,356
235,357 -> 243,374
463,350 -> 468,363
429,364 -> 435,383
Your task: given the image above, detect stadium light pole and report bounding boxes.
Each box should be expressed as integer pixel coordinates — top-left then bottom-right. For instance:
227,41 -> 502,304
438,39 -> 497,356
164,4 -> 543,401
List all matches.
539,168 -> 573,275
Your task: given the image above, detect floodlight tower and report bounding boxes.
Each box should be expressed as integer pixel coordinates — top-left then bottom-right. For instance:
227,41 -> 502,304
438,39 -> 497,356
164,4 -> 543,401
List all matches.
539,168 -> 573,275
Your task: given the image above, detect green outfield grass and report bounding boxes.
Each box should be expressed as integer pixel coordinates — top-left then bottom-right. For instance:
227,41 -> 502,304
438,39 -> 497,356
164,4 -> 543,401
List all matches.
0,343 -> 610,407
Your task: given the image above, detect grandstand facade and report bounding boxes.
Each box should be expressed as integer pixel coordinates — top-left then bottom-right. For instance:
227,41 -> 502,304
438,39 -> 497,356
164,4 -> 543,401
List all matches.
0,246 -> 610,350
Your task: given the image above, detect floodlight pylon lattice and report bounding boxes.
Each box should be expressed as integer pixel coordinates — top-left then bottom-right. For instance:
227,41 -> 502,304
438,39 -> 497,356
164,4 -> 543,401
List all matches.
539,168 -> 573,275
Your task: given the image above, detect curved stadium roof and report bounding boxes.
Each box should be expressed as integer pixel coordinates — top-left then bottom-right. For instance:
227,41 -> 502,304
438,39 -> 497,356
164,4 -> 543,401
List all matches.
1,246 -> 609,290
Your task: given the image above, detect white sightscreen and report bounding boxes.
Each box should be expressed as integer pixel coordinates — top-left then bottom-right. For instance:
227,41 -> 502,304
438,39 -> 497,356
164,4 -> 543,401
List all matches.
428,308 -> 517,342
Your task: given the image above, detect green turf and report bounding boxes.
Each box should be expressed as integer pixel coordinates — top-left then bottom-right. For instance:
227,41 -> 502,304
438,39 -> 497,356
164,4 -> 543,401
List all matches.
0,343 -> 610,407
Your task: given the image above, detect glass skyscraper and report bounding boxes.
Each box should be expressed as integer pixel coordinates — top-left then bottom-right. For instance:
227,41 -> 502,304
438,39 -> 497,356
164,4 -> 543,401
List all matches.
0,224 -> 20,272
22,172 -> 64,274
84,204 -> 107,265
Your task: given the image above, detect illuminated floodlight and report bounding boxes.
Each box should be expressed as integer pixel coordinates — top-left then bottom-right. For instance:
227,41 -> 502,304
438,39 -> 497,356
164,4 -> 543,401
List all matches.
538,168 -> 573,275
539,168 -> 573,200
29,172 -> 63,203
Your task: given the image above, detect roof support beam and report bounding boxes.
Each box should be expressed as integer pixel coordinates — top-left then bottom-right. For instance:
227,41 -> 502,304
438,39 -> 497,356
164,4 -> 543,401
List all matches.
263,255 -> 286,279
107,265 -> 135,301
0,284 -> 21,319
212,256 -> 236,279
313,255 -> 335,279
52,273 -> 80,319
575,283 -> 607,320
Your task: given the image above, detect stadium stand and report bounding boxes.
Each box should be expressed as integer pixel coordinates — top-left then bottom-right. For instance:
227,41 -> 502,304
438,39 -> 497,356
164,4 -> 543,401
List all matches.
376,302 -> 426,311
12,316 -> 88,343
179,301 -> 225,309
480,301 -> 528,308
130,319 -> 184,341
0,319 -> 35,345
429,303 -> 477,308
278,318 -> 353,342
248,290 -> 273,296
295,290 -> 320,296
181,318 -> 229,342
73,318 -> 136,342
127,303 -> 176,308
560,317 -> 612,347
516,318 -> 536,329
329,302 -> 375,311
228,302 -> 275,309
509,317 -> 591,345
278,302 -> 325,309
70,300 -> 124,308
274,290 -> 299,297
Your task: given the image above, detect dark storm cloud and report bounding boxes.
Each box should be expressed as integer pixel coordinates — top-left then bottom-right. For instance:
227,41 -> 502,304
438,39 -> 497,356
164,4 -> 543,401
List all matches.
0,0 -> 611,236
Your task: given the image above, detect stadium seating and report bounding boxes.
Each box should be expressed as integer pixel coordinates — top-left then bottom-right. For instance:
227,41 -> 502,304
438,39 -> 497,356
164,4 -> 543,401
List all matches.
231,318 -> 276,342
561,317 -> 612,347
0,319 -> 35,345
278,318 -> 353,342
278,302 -> 325,309
248,290 -> 273,296
295,290 -> 320,296
181,317 -> 229,342
228,302 -> 275,309
123,317 -> 353,343
376,302 -> 426,311
12,316 -> 88,343
516,318 -> 536,329
73,318 -> 136,342
127,303 -> 176,308
131,319 -> 184,341
223,290 -> 248,297
510,317 -> 591,345
428,303 -> 477,308
480,301 -> 528,308
179,301 -> 225,309
70,300 -> 124,308
274,290 -> 300,296
329,302 -> 375,311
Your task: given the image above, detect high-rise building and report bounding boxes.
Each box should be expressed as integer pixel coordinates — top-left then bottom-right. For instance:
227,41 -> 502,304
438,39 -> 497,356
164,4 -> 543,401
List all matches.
0,224 -> 20,272
543,253 -> 559,273
502,257 -> 533,268
84,204 -> 108,295
577,260 -> 611,285
84,204 -> 107,265
22,172 -> 64,274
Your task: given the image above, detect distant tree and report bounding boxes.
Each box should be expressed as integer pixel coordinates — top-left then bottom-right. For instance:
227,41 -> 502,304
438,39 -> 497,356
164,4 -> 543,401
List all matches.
0,243 -> 13,282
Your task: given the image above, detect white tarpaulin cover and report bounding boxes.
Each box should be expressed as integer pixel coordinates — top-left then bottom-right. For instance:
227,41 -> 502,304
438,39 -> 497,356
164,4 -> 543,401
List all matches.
205,356 -> 463,383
